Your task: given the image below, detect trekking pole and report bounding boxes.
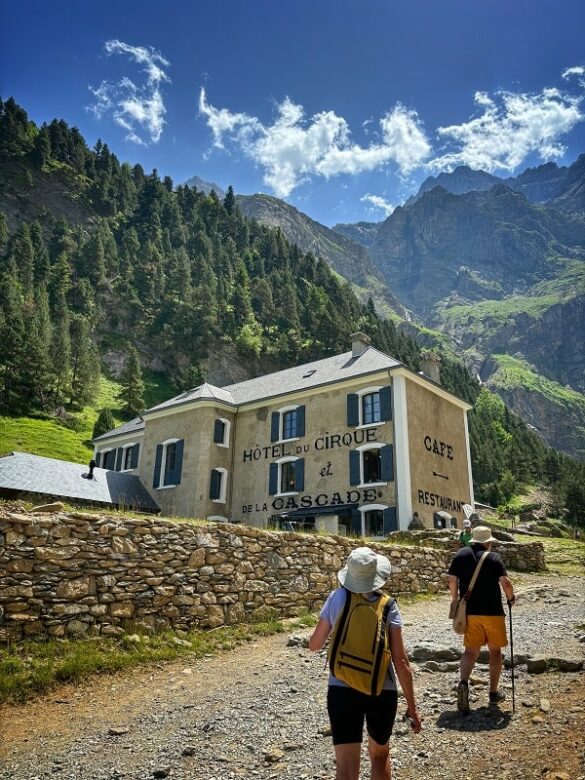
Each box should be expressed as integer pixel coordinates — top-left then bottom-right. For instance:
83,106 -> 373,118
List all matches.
508,600 -> 515,714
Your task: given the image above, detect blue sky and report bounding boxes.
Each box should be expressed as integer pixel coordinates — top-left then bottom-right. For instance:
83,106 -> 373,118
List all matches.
2,0 -> 585,225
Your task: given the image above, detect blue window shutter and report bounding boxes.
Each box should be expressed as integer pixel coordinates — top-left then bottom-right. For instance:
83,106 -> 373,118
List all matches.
351,508 -> 362,535
270,411 -> 280,442
296,405 -> 305,437
210,469 -> 220,500
380,386 -> 392,421
381,444 -> 394,481
347,393 -> 359,427
153,444 -> 163,488
94,452 -> 101,467
130,444 -> 139,469
383,507 -> 397,533
173,439 -> 184,484
294,458 -> 305,492
213,419 -> 224,443
269,463 -> 278,495
115,448 -> 123,471
349,450 -> 361,486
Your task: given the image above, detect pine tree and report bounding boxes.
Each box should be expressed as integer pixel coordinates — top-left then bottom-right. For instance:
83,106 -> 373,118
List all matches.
0,269 -> 26,412
0,211 -> 8,255
70,314 -> 100,407
223,185 -> 236,215
120,347 -> 145,417
92,408 -> 117,439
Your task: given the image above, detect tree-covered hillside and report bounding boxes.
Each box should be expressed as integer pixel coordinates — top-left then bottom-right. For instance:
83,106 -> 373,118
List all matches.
1,96 -> 584,524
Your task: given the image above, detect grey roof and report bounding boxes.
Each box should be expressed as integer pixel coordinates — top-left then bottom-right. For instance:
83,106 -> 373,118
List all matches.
93,416 -> 145,443
143,347 -> 403,416
146,382 -> 235,414
0,452 -> 159,513
223,347 -> 402,405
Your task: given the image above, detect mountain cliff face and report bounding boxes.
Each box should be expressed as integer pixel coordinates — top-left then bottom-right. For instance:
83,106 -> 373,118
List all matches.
368,184 -> 585,317
181,175 -> 225,199
236,193 -> 406,317
332,220 -> 381,247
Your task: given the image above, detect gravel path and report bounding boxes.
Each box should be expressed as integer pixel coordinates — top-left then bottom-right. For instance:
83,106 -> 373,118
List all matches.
1,572 -> 583,780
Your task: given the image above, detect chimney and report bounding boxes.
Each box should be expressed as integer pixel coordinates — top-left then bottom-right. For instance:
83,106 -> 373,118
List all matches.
88,459 -> 96,479
420,351 -> 442,384
350,331 -> 371,358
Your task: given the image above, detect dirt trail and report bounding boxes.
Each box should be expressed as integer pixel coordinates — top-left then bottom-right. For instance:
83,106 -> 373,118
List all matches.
0,572 -> 583,780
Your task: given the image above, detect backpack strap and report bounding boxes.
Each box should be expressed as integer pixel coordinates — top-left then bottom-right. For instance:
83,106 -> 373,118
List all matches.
370,594 -> 392,695
328,588 -> 353,673
464,551 -> 489,600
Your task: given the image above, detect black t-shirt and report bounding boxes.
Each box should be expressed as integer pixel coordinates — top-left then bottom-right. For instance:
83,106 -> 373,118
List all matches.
448,543 -> 507,615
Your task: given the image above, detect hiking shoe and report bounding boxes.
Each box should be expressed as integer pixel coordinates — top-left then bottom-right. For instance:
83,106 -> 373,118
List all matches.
489,690 -> 506,706
457,681 -> 470,713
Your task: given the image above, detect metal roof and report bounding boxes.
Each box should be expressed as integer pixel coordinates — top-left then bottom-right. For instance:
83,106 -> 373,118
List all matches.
0,452 -> 159,513
144,346 -> 403,416
92,416 -> 145,442
146,382 -> 236,414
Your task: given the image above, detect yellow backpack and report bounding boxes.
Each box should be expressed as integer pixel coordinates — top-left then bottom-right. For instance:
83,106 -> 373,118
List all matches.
328,589 -> 392,696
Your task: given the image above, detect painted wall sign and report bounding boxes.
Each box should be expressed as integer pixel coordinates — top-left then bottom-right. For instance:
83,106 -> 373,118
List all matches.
416,489 -> 464,513
423,436 -> 454,460
242,427 -> 377,463
241,486 -> 382,514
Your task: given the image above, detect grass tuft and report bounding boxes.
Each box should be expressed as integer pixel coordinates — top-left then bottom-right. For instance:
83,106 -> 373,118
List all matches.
0,619 -> 288,704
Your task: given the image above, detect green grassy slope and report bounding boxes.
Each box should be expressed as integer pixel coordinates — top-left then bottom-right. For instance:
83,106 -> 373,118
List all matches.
0,370 -> 175,463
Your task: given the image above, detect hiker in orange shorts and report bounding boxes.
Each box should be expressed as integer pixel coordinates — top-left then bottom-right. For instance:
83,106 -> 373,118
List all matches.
448,526 -> 515,712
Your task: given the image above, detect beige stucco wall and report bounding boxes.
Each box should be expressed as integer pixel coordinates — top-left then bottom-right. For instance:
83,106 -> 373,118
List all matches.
231,380 -> 396,527
138,405 -> 235,519
405,379 -> 472,529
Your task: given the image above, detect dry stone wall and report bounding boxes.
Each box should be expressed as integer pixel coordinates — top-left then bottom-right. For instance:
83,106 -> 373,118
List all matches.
0,509 -> 545,642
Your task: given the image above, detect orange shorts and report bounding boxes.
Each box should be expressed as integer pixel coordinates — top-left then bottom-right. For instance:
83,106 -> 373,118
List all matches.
464,615 -> 508,649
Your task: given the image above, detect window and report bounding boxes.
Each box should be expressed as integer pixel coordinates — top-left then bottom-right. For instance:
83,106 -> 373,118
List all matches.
362,392 -> 381,425
153,438 -> 184,488
281,460 -> 296,493
355,504 -> 397,537
363,449 -> 381,483
102,449 -> 116,470
271,405 -> 305,443
164,442 -> 177,483
121,443 -> 139,471
269,457 -> 305,496
282,410 -> 298,441
364,509 -> 384,537
213,418 -> 230,447
210,468 -> 228,503
347,386 -> 392,427
349,444 -> 394,487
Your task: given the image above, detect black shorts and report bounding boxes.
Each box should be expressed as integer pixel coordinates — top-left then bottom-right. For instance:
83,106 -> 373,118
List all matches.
326,686 -> 398,746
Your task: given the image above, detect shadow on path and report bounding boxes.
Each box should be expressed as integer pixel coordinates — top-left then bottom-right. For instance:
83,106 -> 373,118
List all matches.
436,706 -> 512,732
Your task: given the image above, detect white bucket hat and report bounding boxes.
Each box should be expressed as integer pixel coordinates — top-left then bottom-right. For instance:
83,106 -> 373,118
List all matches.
338,547 -> 392,593
463,519 -> 471,528
471,526 -> 497,544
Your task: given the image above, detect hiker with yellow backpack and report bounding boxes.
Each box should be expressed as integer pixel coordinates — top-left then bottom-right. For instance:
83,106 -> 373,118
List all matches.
309,547 -> 421,780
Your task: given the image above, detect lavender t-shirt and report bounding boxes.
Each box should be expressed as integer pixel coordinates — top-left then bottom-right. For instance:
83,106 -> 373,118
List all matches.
320,587 -> 402,690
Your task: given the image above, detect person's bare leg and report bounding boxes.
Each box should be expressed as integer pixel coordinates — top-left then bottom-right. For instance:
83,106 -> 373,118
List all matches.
460,646 -> 480,680
368,736 -> 392,780
333,743 -> 361,780
488,645 -> 503,692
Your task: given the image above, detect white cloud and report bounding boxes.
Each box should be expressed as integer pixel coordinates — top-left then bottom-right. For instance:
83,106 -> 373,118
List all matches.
360,193 -> 395,216
562,65 -> 585,80
429,85 -> 583,173
198,69 -> 584,195
198,89 -> 430,197
88,39 -> 170,145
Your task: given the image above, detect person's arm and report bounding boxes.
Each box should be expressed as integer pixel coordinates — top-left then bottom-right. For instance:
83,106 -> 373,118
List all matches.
499,574 -> 515,604
308,617 -> 332,652
448,574 -> 459,618
389,626 -> 422,733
